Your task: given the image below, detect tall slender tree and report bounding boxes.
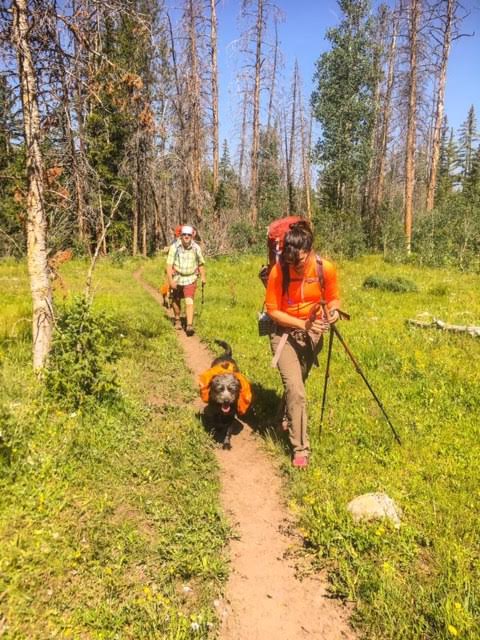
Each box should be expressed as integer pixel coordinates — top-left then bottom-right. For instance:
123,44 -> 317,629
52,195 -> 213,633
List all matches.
426,0 -> 456,211
311,0 -> 376,215
11,0 -> 53,369
404,0 -> 421,253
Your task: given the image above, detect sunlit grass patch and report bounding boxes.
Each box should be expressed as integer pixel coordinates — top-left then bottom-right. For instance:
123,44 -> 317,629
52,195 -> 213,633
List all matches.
195,253 -> 480,640
0,257 -> 228,639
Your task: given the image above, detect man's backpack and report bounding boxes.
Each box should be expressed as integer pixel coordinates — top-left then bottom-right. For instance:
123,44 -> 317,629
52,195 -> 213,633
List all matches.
259,216 -> 304,287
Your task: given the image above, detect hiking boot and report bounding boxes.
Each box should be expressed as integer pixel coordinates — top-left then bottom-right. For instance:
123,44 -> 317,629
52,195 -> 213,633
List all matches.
292,455 -> 309,469
185,324 -> 195,336
173,318 -> 182,330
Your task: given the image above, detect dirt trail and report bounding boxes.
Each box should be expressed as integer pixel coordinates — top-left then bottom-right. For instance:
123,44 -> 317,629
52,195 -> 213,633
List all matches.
135,271 -> 355,640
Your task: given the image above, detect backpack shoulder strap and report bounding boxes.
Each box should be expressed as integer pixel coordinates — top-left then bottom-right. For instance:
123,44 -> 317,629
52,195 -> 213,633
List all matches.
281,260 -> 290,295
315,254 -> 327,307
193,242 -> 202,263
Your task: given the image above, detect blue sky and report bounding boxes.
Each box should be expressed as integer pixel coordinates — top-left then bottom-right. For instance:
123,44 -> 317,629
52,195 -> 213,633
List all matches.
212,0 -> 480,149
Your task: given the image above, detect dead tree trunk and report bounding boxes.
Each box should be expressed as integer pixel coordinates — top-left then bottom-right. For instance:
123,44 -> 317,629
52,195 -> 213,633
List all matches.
266,16 -> 279,131
210,0 -> 219,194
287,60 -> 299,215
375,11 -> 398,212
238,89 -> 248,203
71,0 -> 88,246
186,0 -> 203,225
404,0 -> 420,254
364,5 -> 388,243
426,0 -> 455,211
299,86 -> 312,221
12,0 -> 53,370
249,0 -> 264,226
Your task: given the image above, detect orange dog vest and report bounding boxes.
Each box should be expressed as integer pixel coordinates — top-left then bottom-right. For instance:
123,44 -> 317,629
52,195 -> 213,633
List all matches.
198,362 -> 252,416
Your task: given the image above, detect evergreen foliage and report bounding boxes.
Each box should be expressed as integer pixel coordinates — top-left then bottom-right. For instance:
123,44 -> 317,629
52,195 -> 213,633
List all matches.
311,0 -> 376,214
257,127 -> 285,225
362,274 -> 418,292
45,297 -> 120,409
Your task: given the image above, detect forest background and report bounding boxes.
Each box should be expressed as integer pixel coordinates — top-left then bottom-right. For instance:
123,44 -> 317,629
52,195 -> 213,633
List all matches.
1,2 -> 480,638
1,0 -> 480,360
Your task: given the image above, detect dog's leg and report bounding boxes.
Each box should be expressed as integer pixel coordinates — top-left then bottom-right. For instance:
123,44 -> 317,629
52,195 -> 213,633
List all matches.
222,420 -> 233,450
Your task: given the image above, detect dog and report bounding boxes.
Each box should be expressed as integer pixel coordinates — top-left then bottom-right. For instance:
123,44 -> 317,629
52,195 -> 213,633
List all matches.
199,339 -> 251,450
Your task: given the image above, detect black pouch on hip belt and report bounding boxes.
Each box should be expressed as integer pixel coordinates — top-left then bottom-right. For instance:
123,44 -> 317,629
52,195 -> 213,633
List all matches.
258,311 -> 275,336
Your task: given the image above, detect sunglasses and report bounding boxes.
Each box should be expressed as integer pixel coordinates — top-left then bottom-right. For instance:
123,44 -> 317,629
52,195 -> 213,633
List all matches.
181,233 -> 192,237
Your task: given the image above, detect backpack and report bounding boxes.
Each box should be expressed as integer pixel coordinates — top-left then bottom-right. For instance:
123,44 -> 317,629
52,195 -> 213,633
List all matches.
258,216 -> 304,287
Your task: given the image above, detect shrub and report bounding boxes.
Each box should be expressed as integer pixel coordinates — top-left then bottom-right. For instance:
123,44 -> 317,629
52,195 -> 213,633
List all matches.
230,221 -> 263,252
314,207 -> 366,259
45,297 -> 121,409
363,274 -> 418,292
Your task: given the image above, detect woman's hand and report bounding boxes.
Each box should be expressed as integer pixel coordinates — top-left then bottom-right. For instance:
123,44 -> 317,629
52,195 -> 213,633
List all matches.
305,308 -> 339,334
305,317 -> 327,334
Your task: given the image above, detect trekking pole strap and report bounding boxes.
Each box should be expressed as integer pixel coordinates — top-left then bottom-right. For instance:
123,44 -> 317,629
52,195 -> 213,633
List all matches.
271,332 -> 289,368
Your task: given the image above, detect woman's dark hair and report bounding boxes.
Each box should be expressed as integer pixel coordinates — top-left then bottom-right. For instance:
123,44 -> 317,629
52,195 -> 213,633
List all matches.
282,220 -> 313,265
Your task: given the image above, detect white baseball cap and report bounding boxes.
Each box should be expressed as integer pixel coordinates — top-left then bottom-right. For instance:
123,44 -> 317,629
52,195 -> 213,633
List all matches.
181,225 -> 194,235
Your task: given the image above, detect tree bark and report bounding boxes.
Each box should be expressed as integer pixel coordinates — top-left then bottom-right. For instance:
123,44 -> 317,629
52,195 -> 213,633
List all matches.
249,0 -> 263,225
287,60 -> 299,215
404,0 -> 420,254
426,0 -> 455,211
299,87 -> 312,221
210,0 -> 219,194
186,0 -> 203,225
266,16 -> 279,131
12,0 -> 53,370
238,89 -> 248,197
375,11 -> 398,212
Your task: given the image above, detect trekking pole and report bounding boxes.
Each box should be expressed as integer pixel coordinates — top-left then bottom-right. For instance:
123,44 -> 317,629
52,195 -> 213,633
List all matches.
319,325 -> 335,437
201,281 -> 205,305
331,324 -> 402,445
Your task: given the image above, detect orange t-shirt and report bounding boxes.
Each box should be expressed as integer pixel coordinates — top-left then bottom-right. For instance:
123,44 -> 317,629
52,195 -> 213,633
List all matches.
265,254 -> 339,319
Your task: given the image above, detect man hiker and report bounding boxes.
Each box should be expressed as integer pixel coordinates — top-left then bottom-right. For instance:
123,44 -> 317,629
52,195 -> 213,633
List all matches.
166,224 -> 206,336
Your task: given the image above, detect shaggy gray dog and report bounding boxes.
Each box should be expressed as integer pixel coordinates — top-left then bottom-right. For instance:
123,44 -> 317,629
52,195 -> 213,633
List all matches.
205,340 -> 242,449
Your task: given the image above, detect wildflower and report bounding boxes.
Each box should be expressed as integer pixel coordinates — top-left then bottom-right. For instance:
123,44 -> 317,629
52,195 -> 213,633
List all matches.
448,625 -> 458,637
190,622 -> 200,631
143,586 -> 153,599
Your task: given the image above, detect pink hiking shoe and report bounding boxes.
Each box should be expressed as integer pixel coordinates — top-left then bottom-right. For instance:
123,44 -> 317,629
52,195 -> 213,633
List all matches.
292,455 -> 309,469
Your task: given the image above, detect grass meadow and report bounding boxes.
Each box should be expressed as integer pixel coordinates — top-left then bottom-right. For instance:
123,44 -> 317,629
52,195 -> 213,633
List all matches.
1,253 -> 479,639
146,252 -> 480,640
0,258 -> 228,639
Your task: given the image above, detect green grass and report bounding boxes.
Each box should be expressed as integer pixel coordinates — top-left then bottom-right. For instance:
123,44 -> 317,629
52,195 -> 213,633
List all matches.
178,253 -> 478,640
3,254 -> 480,639
0,258 -> 228,639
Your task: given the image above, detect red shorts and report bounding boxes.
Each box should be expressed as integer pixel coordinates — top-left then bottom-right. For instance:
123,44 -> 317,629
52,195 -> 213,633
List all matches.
172,281 -> 197,301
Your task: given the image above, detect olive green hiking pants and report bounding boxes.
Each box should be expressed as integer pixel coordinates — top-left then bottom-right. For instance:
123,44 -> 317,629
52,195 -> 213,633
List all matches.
270,330 -> 323,456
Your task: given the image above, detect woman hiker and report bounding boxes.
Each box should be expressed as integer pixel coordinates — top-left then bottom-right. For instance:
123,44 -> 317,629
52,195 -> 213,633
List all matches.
265,220 -> 341,468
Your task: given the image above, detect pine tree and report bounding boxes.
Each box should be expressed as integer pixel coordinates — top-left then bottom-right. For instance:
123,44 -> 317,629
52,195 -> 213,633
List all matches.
258,127 -> 285,225
458,105 -> 479,179
311,0 -> 376,216
436,120 -> 460,203
215,139 -> 237,211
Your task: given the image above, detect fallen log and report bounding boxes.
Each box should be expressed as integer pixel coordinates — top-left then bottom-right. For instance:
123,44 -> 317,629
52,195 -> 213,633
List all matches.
406,318 -> 480,337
